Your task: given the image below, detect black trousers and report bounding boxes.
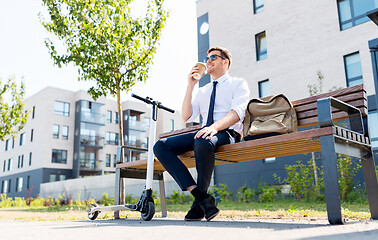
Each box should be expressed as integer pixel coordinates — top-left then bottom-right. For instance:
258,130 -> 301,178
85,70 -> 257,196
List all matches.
153,128 -> 240,192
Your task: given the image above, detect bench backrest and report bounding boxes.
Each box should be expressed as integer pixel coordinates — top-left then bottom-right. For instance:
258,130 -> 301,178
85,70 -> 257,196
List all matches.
292,84 -> 367,128
159,84 -> 367,138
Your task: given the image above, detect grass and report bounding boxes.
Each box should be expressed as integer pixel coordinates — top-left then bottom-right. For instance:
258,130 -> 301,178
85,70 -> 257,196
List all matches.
0,199 -> 371,222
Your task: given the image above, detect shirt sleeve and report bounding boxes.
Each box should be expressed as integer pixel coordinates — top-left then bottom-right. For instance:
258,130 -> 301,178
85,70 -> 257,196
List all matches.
231,78 -> 250,121
186,89 -> 201,123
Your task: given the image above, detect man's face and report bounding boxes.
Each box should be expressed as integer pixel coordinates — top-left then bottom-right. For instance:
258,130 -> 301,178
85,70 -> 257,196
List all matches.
205,50 -> 228,75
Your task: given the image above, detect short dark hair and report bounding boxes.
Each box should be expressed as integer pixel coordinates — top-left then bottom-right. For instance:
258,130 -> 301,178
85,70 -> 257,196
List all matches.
207,46 -> 232,68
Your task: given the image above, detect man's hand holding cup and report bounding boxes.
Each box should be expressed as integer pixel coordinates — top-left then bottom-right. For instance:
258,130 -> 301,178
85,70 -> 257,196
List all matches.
189,62 -> 206,85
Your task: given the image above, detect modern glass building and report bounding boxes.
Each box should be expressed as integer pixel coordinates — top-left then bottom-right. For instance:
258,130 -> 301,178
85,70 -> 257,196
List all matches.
196,0 -> 378,192
0,87 -> 183,198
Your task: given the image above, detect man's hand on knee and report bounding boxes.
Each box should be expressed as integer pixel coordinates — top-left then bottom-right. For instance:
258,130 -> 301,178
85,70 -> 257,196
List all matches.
194,126 -> 218,139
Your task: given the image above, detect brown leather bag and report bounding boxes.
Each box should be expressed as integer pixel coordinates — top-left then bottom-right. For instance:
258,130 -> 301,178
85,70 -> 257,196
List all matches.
243,94 -> 298,138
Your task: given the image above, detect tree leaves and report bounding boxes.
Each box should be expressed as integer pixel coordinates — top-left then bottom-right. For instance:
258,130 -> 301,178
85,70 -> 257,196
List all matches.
40,0 -> 168,99
0,76 -> 28,141
40,0 -> 168,152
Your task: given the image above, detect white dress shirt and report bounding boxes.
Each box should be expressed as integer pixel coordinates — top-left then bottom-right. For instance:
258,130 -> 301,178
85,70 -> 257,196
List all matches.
187,73 -> 250,134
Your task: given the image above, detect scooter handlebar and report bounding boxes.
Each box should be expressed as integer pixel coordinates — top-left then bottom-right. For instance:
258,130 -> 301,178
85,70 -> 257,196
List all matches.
158,103 -> 175,113
131,93 -> 175,113
131,93 -> 152,105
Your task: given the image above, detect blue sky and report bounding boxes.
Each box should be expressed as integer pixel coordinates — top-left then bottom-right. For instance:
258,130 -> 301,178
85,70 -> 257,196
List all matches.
0,0 -> 198,110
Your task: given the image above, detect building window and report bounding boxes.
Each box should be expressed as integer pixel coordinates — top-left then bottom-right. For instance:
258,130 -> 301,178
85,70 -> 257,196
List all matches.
52,149 -> 67,164
32,106 -> 35,119
264,157 -> 276,163
344,52 -> 363,87
256,31 -> 267,61
29,152 -> 32,166
3,160 -> 5,172
5,139 -> 9,151
106,132 -> 119,145
107,110 -> 112,123
114,154 -> 117,167
54,101 -> 70,116
258,80 -> 270,98
253,0 -> 264,14
19,132 -> 26,146
114,112 -> 119,124
106,154 -> 111,167
49,174 -> 56,182
7,159 -> 12,171
62,126 -> 69,140
27,176 -> 30,190
2,180 -> 8,193
30,129 -> 34,142
171,119 -> 175,131
53,125 -> 60,139
368,111 -> 378,150
21,155 -> 24,168
144,117 -> 150,128
16,177 -> 23,192
8,179 -> 11,193
337,0 -> 378,30
12,138 -> 14,149
18,156 -> 21,168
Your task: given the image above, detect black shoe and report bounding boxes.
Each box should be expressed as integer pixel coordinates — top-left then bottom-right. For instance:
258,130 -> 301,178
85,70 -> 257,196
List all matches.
199,194 -> 219,221
184,200 -> 205,221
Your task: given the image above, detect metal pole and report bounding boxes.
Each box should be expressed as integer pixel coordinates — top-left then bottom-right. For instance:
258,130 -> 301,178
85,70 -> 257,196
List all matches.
146,104 -> 157,190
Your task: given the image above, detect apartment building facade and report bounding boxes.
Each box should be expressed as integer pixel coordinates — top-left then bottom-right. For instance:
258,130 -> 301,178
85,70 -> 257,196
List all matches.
196,0 -> 378,192
0,87 -> 183,198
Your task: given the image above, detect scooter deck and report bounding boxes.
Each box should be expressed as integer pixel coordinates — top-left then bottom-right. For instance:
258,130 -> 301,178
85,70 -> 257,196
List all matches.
88,204 -> 137,214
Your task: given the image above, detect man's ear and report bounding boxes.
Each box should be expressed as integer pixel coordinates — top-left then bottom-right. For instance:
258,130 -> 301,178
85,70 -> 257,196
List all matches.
225,59 -> 230,69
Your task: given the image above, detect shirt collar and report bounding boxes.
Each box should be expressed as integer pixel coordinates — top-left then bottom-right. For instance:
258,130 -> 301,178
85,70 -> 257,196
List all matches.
211,73 -> 229,83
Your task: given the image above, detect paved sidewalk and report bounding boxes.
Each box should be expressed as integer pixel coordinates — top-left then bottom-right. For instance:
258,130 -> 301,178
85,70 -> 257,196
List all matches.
1,218 -> 378,240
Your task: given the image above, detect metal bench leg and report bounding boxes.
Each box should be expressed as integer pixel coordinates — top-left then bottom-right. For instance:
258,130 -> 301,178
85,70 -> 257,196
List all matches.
159,173 -> 167,217
114,168 -> 121,219
361,151 -> 378,220
320,135 -> 343,225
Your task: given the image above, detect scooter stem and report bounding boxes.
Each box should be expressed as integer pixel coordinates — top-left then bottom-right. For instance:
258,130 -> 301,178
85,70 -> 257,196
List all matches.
145,104 -> 157,190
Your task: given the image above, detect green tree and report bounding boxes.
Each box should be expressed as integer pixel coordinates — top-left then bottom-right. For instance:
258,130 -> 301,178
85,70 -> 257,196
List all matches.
307,71 -> 341,192
40,0 -> 168,207
0,76 -> 28,141
40,0 -> 168,150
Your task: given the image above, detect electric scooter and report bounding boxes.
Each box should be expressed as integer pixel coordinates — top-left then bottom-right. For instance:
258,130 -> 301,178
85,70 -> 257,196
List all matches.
87,93 -> 174,221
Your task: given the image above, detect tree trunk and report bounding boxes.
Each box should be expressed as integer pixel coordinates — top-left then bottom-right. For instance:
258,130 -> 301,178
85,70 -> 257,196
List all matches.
116,85 -> 125,205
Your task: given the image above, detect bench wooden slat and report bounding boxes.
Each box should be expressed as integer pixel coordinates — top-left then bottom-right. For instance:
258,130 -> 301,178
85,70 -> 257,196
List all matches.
296,99 -> 366,119
291,84 -> 365,107
294,92 -> 366,112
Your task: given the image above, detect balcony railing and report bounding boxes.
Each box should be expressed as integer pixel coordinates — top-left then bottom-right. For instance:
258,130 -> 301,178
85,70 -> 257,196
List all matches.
79,159 -> 101,171
128,140 -> 148,149
80,135 -> 104,147
128,120 -> 147,131
81,112 -> 105,125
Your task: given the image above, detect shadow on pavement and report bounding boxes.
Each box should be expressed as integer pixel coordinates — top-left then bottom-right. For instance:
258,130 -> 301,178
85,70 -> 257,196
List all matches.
301,228 -> 378,240
55,218 -> 328,231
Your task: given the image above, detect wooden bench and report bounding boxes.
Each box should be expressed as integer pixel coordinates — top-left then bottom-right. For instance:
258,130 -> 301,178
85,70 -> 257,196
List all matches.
115,84 -> 378,225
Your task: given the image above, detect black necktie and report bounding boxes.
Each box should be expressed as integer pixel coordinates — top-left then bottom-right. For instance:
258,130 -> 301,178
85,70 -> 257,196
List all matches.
206,81 -> 218,127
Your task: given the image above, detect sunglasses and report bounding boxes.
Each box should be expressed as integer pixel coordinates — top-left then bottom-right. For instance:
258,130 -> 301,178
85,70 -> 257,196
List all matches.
204,54 -> 226,63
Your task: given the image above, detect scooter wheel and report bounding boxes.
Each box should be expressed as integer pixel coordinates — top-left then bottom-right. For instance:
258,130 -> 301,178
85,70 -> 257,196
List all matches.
141,201 -> 155,221
88,203 -> 100,220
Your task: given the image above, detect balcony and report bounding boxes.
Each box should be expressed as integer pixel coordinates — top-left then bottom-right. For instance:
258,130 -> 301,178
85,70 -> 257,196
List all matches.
81,112 -> 105,125
79,158 -> 102,171
128,140 -> 148,149
80,135 -> 104,148
128,120 -> 147,131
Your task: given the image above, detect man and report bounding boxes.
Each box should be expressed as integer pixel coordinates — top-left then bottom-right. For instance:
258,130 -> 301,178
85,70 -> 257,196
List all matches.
153,46 -> 250,221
